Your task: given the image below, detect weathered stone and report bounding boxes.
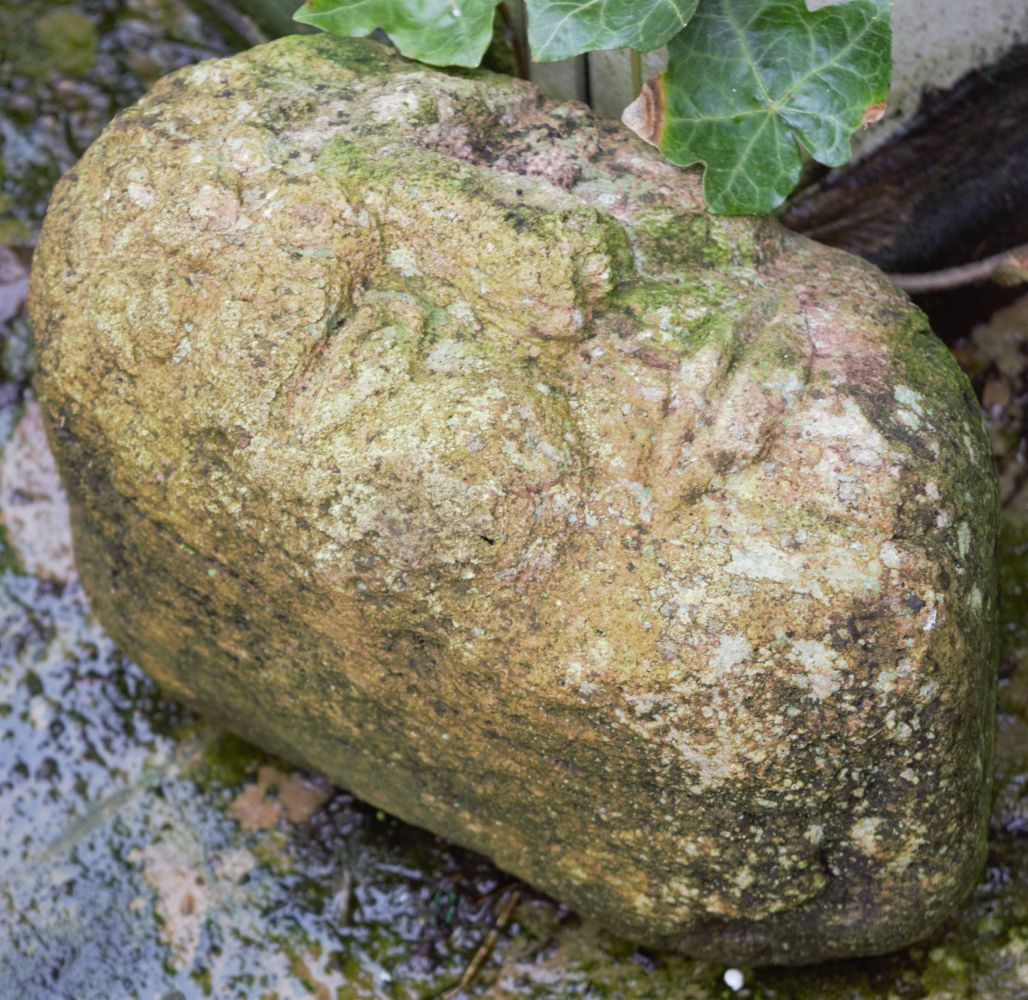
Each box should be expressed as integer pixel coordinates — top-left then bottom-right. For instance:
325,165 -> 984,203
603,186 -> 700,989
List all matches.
28,35 -> 998,964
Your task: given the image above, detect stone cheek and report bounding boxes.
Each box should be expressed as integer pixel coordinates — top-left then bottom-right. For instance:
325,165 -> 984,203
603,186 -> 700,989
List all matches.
29,35 -> 998,964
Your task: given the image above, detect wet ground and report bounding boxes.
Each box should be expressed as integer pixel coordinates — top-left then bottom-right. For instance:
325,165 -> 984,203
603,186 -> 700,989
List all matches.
2,2 -> 1028,996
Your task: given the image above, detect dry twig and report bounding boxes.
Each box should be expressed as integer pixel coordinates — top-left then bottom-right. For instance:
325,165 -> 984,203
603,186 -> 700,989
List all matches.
197,0 -> 269,48
443,887 -> 521,999
889,242 -> 1028,294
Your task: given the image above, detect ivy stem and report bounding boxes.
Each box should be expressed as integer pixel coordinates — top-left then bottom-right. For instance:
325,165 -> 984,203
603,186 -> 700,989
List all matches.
498,2 -> 531,81
630,49 -> 643,97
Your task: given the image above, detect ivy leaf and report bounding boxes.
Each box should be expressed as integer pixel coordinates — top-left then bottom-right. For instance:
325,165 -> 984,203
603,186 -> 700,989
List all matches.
294,0 -> 502,68
526,0 -> 699,62
623,0 -> 891,215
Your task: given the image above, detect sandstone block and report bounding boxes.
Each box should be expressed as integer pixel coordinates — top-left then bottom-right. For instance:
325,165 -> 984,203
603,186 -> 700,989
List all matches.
29,36 -> 998,963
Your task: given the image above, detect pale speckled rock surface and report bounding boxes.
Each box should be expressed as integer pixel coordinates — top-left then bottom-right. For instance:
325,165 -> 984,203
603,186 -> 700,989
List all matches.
29,35 -> 998,965
0,398 -> 75,583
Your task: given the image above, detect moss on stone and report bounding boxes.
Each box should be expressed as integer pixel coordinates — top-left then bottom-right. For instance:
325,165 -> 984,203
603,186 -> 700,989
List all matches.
28,9 -> 98,78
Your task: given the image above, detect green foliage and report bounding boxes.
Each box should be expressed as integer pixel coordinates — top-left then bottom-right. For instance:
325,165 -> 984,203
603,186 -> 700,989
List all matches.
647,0 -> 891,214
294,0 -> 502,67
293,0 -> 892,215
526,0 -> 698,62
